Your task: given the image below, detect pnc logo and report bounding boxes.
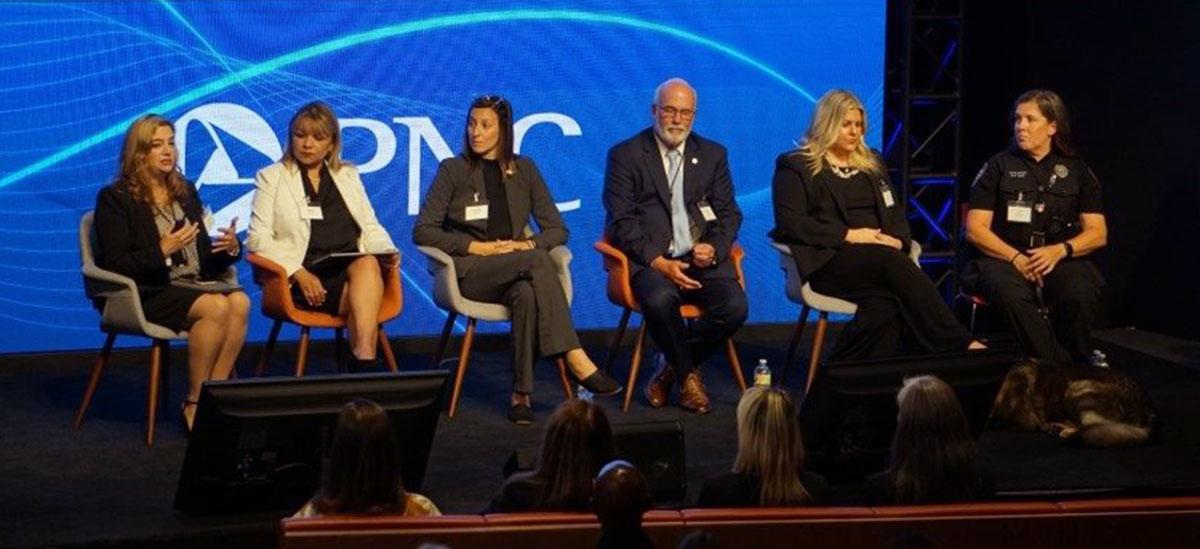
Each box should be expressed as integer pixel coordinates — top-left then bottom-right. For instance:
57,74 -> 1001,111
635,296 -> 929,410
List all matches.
175,103 -> 583,231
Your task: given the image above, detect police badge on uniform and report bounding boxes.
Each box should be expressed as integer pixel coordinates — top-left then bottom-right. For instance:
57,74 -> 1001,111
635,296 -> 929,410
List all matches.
1054,164 -> 1069,178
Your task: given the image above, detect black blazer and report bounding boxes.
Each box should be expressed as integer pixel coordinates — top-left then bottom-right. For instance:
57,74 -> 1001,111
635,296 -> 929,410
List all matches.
93,181 -> 240,293
769,152 -> 911,278
603,128 -> 742,278
696,470 -> 830,507
413,155 -> 567,279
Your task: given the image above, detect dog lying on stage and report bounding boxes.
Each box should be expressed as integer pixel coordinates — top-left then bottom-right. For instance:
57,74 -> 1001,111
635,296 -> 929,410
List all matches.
991,358 -> 1156,447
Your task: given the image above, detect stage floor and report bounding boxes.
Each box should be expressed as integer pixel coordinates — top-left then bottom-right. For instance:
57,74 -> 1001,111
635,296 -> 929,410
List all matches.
1,328 -> 1198,548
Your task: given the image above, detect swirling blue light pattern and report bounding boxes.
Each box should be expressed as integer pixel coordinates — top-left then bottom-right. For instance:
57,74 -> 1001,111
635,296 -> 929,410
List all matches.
0,1 -> 883,353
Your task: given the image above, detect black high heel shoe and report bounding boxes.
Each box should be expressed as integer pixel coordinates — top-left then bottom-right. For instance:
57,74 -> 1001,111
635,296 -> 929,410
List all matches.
572,369 -> 623,396
181,399 -> 198,434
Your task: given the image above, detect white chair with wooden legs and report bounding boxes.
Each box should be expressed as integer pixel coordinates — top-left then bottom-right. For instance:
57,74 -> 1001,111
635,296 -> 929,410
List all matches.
417,245 -> 576,418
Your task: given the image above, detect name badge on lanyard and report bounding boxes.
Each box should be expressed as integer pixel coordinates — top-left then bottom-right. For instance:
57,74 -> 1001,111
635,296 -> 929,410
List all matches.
698,200 -> 717,221
301,203 -> 324,220
1007,191 -> 1032,224
881,185 -> 896,208
464,192 -> 488,221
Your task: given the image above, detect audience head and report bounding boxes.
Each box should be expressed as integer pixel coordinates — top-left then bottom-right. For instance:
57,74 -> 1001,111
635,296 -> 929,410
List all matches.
1012,89 -> 1074,157
798,89 -> 884,175
889,375 -> 978,503
535,399 -> 615,509
115,114 -> 187,203
311,398 -> 407,514
464,94 -> 516,173
732,386 -> 811,506
652,77 -> 697,148
283,101 -> 344,171
592,460 -> 652,531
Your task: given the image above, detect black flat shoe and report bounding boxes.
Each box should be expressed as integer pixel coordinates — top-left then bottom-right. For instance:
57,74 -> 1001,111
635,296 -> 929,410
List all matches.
576,370 -> 623,396
507,403 -> 534,425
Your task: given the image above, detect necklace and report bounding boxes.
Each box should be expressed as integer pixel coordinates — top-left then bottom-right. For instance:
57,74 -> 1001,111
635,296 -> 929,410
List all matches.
830,164 -> 860,179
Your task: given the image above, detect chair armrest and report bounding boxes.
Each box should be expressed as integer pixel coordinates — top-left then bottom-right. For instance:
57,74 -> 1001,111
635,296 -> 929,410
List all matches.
82,263 -> 138,300
909,241 -> 922,265
594,239 -> 635,309
417,245 -> 455,275
770,241 -> 792,256
547,245 -> 573,306
729,242 -> 746,289
416,245 -> 463,313
247,253 -> 292,318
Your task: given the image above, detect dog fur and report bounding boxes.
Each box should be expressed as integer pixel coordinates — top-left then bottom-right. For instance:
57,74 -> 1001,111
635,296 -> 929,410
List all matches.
991,358 -> 1156,447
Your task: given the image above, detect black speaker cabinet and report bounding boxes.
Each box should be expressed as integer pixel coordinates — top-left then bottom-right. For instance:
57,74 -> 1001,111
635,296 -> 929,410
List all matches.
614,420 -> 686,504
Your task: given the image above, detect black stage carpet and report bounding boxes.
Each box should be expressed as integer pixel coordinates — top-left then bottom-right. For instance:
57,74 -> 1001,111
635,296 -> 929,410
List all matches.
2,333 -> 1199,548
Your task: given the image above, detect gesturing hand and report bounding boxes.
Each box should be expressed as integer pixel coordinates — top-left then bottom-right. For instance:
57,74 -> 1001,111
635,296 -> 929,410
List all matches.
292,268 -> 327,307
211,217 -> 240,255
651,256 -> 702,290
160,221 -> 199,257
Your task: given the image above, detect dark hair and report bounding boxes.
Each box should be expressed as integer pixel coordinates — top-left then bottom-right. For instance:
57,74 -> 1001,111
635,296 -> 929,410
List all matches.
1012,89 -> 1076,156
592,462 -> 651,530
533,399 -> 615,509
310,398 -> 407,515
888,376 -> 979,504
463,95 -> 517,174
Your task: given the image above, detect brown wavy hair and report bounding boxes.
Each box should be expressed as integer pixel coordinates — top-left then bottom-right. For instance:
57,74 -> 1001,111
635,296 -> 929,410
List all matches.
310,398 -> 409,515
532,399 -> 614,509
888,376 -> 980,503
733,386 -> 812,506
114,114 -> 189,205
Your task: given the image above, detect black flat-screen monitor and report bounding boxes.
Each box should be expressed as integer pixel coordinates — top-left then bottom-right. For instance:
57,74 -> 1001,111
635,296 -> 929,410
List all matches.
799,349 -> 1015,482
174,370 -> 448,515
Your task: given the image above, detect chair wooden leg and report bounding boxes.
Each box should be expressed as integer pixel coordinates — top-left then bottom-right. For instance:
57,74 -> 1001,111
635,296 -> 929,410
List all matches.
377,326 -> 399,372
805,314 -> 829,394
334,328 -> 346,373
726,340 -> 747,392
256,319 -> 283,376
603,308 -> 632,375
159,340 -> 171,415
431,313 -> 457,368
782,306 -> 811,386
294,326 -> 311,377
622,321 -> 648,412
448,318 -> 477,418
555,357 -> 575,400
146,339 -> 167,447
969,302 -> 978,336
74,333 -> 116,429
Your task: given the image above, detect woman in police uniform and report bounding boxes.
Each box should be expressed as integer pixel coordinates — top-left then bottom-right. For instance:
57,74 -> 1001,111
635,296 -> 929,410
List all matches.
771,90 -> 981,361
963,89 -> 1107,365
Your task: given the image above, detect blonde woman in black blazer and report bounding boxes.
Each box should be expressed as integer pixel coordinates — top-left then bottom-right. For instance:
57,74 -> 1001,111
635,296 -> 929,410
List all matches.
414,96 -> 620,424
770,90 -> 982,361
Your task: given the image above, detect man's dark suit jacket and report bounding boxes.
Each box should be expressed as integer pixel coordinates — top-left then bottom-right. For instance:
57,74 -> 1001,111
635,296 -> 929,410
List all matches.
93,181 -> 240,293
603,128 -> 742,278
768,151 -> 911,279
413,155 -> 567,279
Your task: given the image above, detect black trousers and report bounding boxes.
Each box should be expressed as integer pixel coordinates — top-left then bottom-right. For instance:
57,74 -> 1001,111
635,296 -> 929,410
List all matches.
630,264 -> 748,375
963,257 -> 1103,364
809,245 -> 971,361
459,249 -> 580,394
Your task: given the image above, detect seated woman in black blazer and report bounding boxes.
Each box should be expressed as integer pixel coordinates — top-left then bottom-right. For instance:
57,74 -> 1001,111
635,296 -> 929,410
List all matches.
770,89 -> 983,361
93,114 -> 249,430
858,375 -> 995,505
487,399 -> 614,511
698,386 -> 828,507
413,95 -> 619,424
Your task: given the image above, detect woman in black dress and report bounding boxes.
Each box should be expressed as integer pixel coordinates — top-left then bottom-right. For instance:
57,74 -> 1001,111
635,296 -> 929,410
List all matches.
770,89 -> 983,360
93,114 -> 249,430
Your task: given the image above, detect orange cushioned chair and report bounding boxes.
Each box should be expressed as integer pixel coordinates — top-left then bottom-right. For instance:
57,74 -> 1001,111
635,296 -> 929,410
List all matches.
248,253 -> 402,376
594,237 -> 747,412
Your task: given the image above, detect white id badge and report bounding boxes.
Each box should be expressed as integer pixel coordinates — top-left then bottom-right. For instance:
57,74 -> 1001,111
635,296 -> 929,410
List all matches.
465,204 -> 489,221
698,203 -> 717,222
1006,200 -> 1033,224
882,189 -> 896,208
301,205 -> 324,220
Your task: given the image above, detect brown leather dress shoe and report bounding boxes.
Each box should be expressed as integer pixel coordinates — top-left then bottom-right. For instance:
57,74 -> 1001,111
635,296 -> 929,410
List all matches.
679,371 -> 711,414
644,353 -> 675,408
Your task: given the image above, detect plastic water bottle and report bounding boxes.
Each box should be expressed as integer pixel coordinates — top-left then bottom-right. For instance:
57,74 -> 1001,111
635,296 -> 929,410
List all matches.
576,384 -> 594,401
754,359 -> 772,386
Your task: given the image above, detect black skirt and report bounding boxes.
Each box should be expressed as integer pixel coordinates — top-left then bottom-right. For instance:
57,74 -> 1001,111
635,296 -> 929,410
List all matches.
291,259 -> 351,315
141,285 -> 241,331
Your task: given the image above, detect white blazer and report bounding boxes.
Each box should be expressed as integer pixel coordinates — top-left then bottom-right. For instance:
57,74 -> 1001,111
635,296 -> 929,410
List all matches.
247,161 -> 396,276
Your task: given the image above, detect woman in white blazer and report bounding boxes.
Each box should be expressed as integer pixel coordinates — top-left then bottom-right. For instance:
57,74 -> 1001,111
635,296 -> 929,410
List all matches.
248,102 -> 397,370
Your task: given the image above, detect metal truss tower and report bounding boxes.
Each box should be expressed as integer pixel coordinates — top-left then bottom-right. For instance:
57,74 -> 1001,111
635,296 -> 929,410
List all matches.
884,0 -> 965,301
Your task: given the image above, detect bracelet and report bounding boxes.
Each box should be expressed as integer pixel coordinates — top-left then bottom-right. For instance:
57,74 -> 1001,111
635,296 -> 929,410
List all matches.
1063,242 -> 1074,258
1008,252 -> 1021,264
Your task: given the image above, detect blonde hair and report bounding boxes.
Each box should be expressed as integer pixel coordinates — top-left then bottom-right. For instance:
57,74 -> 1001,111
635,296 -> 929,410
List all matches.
732,386 -> 811,506
282,101 -> 346,171
796,89 -> 885,176
114,114 -> 189,205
